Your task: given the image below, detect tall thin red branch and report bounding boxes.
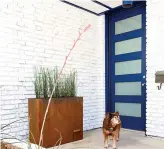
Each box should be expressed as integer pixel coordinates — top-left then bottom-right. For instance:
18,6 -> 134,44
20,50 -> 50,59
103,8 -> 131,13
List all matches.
38,24 -> 91,149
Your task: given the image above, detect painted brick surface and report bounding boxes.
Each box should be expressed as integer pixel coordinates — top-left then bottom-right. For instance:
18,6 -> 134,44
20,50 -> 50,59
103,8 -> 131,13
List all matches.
146,0 -> 164,138
0,0 -> 105,139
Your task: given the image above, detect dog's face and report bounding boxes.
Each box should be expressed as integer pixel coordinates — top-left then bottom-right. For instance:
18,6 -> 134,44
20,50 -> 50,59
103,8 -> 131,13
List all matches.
105,111 -> 121,127
110,112 -> 121,126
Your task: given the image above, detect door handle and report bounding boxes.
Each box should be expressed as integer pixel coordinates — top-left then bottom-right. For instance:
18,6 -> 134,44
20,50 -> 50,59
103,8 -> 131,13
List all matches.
142,83 -> 145,86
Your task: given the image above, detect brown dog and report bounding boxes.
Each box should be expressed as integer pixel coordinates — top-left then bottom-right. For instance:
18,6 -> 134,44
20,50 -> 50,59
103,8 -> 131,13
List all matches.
103,112 -> 121,149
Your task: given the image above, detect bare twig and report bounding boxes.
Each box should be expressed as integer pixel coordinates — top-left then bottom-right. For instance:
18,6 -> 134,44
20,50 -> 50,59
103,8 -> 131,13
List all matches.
38,24 -> 91,149
1,133 -> 28,145
53,128 -> 62,149
1,117 -> 29,130
0,116 -> 37,149
28,115 -> 37,149
29,130 -> 37,149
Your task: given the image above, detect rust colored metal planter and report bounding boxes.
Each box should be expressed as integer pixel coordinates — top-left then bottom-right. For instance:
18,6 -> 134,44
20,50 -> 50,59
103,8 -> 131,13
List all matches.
28,97 -> 83,148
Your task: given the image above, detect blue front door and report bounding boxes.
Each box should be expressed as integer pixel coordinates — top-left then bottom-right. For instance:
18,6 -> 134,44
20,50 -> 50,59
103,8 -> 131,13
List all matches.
110,4 -> 146,131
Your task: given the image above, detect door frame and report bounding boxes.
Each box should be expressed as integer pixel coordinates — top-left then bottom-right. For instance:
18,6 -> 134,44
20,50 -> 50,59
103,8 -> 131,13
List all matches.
105,1 -> 146,131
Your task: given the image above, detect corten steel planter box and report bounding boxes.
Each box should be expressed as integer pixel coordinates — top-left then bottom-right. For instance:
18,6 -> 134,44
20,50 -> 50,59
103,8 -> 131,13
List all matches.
28,97 -> 83,148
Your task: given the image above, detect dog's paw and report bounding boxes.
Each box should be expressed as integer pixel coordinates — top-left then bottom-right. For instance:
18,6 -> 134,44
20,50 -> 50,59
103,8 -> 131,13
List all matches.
104,144 -> 108,148
117,138 -> 119,141
112,146 -> 116,149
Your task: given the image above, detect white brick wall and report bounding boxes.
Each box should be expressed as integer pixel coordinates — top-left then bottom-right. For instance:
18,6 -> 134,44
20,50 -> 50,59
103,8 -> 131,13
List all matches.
0,0 -> 105,139
146,0 -> 164,138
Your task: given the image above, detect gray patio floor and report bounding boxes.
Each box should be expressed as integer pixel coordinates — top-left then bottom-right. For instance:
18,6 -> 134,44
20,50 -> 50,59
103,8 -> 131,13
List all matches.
52,128 -> 164,149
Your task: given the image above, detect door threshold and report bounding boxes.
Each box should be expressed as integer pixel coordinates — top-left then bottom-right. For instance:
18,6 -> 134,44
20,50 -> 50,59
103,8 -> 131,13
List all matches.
121,129 -> 164,140
121,128 -> 145,134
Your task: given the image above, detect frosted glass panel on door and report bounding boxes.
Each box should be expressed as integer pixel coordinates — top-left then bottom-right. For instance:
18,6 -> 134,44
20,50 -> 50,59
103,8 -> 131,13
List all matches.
115,37 -> 142,55
115,102 -> 141,117
115,59 -> 141,75
115,14 -> 142,35
115,82 -> 141,95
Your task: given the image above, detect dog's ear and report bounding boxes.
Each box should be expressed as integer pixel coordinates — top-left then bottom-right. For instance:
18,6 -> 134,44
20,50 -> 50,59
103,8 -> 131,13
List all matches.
105,112 -> 110,119
116,111 -> 120,115
110,112 -> 115,116
105,112 -> 109,117
109,113 -> 113,118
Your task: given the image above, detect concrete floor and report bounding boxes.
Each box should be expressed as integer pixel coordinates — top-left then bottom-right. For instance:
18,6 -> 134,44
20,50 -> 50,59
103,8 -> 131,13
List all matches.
52,128 -> 164,149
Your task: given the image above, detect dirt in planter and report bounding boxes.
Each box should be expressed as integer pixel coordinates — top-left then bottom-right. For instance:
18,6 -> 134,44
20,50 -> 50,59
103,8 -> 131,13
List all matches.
1,142 -> 22,149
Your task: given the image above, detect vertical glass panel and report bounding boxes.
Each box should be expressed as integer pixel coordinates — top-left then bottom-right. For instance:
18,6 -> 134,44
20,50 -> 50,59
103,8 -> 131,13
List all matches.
115,37 -> 142,55
115,59 -> 141,75
115,102 -> 141,117
115,14 -> 142,35
115,82 -> 141,95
